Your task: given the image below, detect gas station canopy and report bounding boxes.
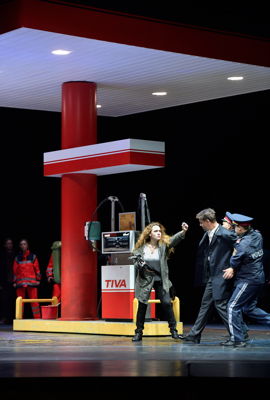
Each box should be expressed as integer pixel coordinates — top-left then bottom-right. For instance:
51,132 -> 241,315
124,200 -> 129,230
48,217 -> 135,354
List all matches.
1,0 -> 270,117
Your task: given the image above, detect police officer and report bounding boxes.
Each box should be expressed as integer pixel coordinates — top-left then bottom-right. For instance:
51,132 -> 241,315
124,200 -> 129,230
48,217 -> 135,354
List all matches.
223,213 -> 270,347
221,212 -> 250,344
222,211 -> 234,231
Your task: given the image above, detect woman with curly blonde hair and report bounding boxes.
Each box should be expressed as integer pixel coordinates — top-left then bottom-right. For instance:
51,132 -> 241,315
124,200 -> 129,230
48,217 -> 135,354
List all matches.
135,222 -> 172,252
131,221 -> 188,342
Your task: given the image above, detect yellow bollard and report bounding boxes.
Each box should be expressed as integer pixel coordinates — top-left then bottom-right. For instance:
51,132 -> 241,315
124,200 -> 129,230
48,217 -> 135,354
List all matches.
132,296 -> 180,322
172,296 -> 180,322
15,296 -> 59,319
51,296 -> 58,306
15,296 -> 23,319
133,297 -> 138,323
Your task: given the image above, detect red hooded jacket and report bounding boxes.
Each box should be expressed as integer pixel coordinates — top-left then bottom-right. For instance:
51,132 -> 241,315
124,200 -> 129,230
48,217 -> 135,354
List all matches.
13,250 -> 41,287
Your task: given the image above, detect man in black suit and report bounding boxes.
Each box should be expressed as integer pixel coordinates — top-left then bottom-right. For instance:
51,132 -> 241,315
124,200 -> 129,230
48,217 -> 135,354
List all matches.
180,208 -> 236,343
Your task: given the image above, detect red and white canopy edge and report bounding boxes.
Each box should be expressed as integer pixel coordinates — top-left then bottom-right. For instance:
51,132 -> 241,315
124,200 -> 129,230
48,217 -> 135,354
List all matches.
44,139 -> 165,177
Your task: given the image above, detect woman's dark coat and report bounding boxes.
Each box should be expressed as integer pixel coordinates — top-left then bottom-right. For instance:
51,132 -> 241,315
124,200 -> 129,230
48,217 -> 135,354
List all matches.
132,231 -> 185,304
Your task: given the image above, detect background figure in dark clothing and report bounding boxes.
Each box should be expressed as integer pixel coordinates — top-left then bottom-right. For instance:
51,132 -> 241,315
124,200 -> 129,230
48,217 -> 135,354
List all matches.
0,238 -> 16,324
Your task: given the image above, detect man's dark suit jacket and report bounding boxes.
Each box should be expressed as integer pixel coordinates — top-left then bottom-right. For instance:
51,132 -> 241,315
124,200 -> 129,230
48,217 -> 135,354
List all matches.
195,225 -> 236,300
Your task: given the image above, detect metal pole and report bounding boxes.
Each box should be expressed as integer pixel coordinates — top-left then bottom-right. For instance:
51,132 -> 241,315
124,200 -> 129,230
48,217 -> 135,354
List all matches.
111,199 -> 115,231
140,193 -> 146,230
108,196 -> 118,231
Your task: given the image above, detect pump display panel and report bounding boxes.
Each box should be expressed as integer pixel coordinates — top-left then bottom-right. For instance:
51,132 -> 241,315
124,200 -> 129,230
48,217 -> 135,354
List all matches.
101,231 -> 138,254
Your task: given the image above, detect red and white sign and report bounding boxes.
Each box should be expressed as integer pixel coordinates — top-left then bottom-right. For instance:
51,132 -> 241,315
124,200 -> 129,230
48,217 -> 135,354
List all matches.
44,138 -> 165,177
101,265 -> 155,319
102,264 -> 135,293
101,265 -> 135,319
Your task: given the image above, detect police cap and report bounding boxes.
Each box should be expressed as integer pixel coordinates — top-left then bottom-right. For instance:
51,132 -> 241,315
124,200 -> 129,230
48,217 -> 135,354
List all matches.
222,211 -> 233,224
231,213 -> 253,226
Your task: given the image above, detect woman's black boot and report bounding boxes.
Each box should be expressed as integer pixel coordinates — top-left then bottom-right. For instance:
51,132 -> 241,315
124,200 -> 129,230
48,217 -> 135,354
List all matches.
132,329 -> 143,342
167,305 -> 180,339
132,302 -> 147,342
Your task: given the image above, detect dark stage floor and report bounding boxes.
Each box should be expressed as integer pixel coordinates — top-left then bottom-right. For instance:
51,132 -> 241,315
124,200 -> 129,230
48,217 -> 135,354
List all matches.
1,323 -> 270,399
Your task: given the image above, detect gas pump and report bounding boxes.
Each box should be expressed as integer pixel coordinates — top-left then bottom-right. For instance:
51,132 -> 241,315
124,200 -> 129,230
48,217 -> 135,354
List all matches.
85,194 -> 156,321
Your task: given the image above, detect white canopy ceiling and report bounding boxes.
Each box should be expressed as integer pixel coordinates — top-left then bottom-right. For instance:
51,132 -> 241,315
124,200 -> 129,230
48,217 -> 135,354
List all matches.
1,27 -> 270,116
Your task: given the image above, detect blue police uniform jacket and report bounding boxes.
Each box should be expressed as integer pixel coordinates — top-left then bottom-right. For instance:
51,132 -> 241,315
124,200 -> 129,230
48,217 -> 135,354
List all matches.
230,229 -> 265,284
195,225 -> 236,300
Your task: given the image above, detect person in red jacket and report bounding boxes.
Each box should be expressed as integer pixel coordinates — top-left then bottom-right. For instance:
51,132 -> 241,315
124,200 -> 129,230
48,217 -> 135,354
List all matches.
13,239 -> 41,318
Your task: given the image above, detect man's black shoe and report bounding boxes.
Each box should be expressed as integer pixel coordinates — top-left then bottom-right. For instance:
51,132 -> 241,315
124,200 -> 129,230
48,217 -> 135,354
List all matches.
220,340 -> 246,348
170,329 -> 181,339
234,341 -> 247,348
179,334 -> 200,344
220,339 -> 234,346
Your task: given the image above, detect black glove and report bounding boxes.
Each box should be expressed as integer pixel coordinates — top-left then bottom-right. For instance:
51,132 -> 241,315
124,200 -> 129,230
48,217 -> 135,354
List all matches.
129,254 -> 155,276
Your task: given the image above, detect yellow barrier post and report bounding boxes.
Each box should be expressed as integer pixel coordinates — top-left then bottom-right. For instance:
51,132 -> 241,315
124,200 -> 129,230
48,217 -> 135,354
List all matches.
133,298 -> 138,323
172,296 -> 180,322
51,296 -> 58,306
15,296 -> 23,319
15,297 -> 59,319
133,296 -> 180,323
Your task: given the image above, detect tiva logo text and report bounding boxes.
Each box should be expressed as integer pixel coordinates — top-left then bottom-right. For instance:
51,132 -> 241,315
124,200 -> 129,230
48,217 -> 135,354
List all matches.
105,279 -> 127,288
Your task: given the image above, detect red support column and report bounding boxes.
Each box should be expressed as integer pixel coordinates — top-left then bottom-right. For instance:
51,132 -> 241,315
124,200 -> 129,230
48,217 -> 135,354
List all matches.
62,81 -> 97,149
61,81 -> 98,320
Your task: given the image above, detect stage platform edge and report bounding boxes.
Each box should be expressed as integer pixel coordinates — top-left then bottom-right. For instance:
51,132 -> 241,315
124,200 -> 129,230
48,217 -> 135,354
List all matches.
13,319 -> 183,336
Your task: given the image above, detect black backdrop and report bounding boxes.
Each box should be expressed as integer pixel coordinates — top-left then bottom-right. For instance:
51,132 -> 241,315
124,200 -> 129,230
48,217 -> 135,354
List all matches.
1,89 -> 270,321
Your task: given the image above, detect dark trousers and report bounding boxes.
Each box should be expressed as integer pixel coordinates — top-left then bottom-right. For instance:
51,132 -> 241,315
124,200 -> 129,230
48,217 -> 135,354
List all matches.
228,281 -> 270,342
189,278 -> 230,337
136,281 -> 176,332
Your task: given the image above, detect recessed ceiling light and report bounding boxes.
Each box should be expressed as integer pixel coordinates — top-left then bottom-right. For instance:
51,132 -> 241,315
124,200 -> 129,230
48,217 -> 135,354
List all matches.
96,104 -> 102,108
227,76 -> 244,81
51,49 -> 72,55
152,91 -> 167,96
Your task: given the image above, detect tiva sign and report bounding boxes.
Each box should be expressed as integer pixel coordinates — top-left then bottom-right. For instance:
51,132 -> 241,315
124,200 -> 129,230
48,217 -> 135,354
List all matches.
101,265 -> 135,291
104,279 -> 127,288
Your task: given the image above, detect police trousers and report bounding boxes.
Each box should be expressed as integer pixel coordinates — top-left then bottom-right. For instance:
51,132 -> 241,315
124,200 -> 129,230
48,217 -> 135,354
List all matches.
228,281 -> 270,342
